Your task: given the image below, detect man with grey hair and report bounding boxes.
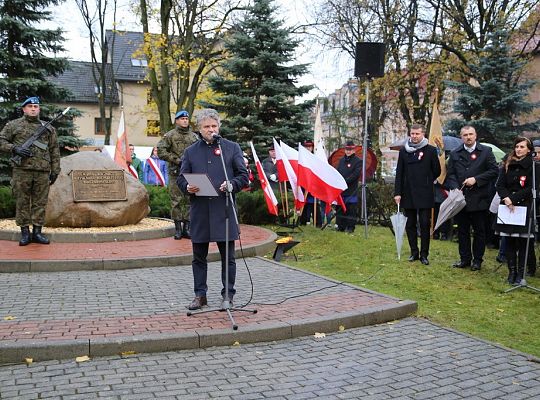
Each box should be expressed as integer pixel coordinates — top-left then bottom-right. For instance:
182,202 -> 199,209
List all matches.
178,109 -> 249,310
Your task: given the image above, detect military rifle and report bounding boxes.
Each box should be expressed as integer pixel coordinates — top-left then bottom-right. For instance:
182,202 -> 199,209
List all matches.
10,107 -> 71,167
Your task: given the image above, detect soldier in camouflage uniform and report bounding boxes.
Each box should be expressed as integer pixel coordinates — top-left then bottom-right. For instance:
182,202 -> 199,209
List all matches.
157,110 -> 197,240
0,97 -> 61,246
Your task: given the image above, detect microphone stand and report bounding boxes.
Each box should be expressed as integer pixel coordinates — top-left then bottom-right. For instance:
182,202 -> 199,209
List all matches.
504,155 -> 540,294
187,135 -> 257,330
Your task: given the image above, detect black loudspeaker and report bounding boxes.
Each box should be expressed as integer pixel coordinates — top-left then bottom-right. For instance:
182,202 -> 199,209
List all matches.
354,42 -> 385,78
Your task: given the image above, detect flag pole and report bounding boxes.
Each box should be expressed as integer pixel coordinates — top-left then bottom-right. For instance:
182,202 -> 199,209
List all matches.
361,79 -> 371,238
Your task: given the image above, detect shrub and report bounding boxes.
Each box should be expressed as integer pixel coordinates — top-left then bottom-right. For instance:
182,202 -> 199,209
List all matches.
236,190 -> 278,225
145,185 -> 171,218
0,185 -> 15,218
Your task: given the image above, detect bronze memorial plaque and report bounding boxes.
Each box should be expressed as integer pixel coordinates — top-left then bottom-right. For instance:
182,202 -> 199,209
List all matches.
72,170 -> 127,202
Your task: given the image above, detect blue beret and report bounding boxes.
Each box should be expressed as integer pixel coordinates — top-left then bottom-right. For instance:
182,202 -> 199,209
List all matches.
175,110 -> 189,119
533,140 -> 540,148
21,97 -> 40,107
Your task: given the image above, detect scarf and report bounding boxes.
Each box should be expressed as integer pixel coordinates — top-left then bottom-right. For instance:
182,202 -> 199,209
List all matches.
404,137 -> 428,153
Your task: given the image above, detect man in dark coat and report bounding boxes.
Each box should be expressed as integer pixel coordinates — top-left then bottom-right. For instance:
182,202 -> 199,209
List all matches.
178,109 -> 249,311
446,125 -> 498,270
394,124 -> 441,265
336,140 -> 362,232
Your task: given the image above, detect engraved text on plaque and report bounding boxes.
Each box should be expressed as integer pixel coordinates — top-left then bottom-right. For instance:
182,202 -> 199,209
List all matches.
72,170 -> 127,202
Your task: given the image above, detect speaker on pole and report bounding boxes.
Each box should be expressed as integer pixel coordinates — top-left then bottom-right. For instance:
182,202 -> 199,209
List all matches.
355,42 -> 385,78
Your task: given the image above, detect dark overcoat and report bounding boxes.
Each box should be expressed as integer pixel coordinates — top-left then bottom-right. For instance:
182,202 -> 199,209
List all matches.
394,144 -> 441,209
495,154 -> 533,234
337,154 -> 362,200
446,143 -> 499,212
178,138 -> 249,243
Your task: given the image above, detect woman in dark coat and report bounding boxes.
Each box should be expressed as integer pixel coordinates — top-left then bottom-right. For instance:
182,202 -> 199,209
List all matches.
394,124 -> 441,265
495,136 -> 534,285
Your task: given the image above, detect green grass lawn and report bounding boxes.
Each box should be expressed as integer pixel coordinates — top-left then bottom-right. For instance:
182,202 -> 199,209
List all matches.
268,224 -> 540,358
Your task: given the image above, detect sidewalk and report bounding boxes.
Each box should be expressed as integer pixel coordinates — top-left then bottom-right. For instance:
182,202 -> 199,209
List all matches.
0,257 -> 416,364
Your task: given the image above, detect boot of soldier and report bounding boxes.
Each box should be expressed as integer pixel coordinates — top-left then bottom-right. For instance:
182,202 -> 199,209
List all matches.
19,226 -> 31,246
181,220 -> 191,239
506,264 -> 517,285
173,220 -> 182,240
32,225 -> 50,245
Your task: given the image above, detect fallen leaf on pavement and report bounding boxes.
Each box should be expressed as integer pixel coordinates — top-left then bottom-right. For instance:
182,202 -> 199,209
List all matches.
75,355 -> 90,363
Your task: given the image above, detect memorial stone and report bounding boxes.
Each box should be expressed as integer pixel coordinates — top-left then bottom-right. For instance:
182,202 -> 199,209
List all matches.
45,152 -> 150,227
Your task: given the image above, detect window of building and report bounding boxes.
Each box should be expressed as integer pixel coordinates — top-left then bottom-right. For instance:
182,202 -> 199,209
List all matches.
94,118 -> 110,135
146,120 -> 160,137
131,58 -> 148,67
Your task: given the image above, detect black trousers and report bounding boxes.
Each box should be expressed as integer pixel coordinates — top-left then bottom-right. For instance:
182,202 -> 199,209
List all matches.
404,208 -> 431,258
192,241 -> 236,299
456,210 -> 487,263
506,236 -> 528,269
336,202 -> 358,231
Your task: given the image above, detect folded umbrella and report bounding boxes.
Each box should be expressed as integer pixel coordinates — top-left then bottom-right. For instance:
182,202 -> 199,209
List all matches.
390,204 -> 408,260
433,189 -> 466,232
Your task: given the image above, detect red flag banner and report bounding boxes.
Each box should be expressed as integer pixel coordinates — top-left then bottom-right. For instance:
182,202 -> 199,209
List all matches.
250,142 -> 279,216
114,111 -> 132,172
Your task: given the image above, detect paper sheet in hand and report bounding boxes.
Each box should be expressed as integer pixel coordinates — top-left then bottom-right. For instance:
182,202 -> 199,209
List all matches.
497,205 -> 527,226
182,173 -> 219,197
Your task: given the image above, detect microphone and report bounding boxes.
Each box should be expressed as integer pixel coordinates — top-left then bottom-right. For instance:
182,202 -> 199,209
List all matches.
212,133 -> 222,141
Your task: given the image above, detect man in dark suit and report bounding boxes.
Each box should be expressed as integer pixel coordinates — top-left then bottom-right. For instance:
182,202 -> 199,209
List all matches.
446,125 -> 499,271
178,109 -> 249,310
394,124 -> 441,265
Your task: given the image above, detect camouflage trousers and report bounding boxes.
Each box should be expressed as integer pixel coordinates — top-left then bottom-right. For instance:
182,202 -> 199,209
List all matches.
169,175 -> 190,221
11,168 -> 50,227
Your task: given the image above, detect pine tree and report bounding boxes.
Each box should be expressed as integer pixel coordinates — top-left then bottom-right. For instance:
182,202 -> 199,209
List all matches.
445,29 -> 539,150
0,0 -> 82,184
205,0 -> 313,152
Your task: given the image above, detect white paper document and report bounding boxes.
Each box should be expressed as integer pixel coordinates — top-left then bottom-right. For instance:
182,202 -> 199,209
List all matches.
497,204 -> 527,226
182,173 -> 220,197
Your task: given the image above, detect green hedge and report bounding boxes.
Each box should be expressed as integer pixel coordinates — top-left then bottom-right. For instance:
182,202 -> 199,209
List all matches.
236,190 -> 278,225
0,186 -> 15,218
0,184 -> 297,226
145,185 -> 171,218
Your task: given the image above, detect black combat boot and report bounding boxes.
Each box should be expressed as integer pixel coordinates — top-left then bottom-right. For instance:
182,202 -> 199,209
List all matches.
174,220 -> 182,240
506,264 -> 517,285
32,225 -> 50,244
181,220 -> 191,239
19,226 -> 31,246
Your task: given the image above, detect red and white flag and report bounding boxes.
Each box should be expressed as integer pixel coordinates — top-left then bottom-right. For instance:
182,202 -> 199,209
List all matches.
250,142 -> 278,216
297,144 -> 347,213
114,111 -> 133,174
273,138 -> 305,209
279,141 -> 299,172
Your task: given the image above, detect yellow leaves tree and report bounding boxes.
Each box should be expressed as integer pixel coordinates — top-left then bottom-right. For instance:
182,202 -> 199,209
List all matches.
138,0 -> 245,132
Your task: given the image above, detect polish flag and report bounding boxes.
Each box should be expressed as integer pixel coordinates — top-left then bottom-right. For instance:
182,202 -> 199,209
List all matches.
113,111 -> 133,174
297,144 -> 347,213
250,142 -> 278,216
280,141 -> 299,172
273,138 -> 305,209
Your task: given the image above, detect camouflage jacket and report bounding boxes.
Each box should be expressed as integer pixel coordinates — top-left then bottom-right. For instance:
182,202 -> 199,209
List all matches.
0,115 -> 61,173
157,126 -> 197,176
